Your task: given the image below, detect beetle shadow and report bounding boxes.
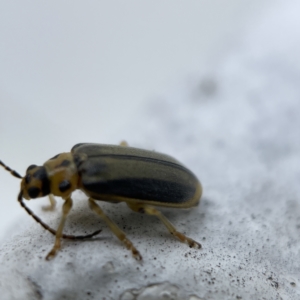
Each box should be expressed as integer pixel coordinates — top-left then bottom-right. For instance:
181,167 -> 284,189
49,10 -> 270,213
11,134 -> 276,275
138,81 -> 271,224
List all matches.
43,195 -> 210,249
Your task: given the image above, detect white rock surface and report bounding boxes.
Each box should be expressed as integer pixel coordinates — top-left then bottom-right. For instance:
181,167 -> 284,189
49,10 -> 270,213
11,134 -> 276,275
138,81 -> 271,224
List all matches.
1,2 -> 300,300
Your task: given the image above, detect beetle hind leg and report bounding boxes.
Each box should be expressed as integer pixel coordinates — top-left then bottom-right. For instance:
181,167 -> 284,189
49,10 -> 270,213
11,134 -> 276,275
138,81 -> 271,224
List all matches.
127,203 -> 201,249
88,198 -> 142,260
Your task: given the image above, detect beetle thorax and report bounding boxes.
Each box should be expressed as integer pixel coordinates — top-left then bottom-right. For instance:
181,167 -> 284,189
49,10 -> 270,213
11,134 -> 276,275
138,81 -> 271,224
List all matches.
43,152 -> 79,198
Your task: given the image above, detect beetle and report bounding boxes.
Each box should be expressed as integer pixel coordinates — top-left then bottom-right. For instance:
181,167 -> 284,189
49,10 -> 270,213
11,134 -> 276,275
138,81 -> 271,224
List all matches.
0,142 -> 202,260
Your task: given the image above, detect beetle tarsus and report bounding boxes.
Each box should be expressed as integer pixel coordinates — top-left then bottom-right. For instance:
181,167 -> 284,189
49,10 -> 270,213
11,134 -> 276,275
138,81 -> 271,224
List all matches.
46,234 -> 62,260
133,250 -> 143,261
187,239 -> 202,249
123,237 -> 142,260
45,248 -> 58,260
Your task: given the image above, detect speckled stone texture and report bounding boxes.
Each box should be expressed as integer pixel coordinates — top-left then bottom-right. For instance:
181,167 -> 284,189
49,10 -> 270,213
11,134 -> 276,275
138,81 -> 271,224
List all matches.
1,2 -> 300,300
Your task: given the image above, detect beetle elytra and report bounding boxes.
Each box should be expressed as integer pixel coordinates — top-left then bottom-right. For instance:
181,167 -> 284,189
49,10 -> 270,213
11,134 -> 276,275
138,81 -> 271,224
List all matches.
0,142 -> 202,260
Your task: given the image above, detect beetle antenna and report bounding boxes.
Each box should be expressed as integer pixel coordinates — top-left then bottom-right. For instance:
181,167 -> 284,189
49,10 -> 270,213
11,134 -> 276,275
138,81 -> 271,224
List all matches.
0,160 -> 22,179
17,191 -> 102,240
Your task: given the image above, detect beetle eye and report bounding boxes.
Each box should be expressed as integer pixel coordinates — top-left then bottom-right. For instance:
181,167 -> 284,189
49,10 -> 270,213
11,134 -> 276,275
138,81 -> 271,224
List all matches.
28,187 -> 40,199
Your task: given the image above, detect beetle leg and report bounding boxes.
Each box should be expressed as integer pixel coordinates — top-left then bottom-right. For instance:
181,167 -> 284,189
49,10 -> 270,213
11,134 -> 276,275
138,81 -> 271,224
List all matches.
88,198 -> 142,260
42,194 -> 57,211
127,203 -> 201,249
119,140 -> 129,147
46,196 -> 73,260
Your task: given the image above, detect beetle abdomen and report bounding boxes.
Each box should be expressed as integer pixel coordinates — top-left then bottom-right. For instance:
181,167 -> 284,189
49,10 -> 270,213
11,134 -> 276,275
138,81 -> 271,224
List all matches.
73,144 -> 201,208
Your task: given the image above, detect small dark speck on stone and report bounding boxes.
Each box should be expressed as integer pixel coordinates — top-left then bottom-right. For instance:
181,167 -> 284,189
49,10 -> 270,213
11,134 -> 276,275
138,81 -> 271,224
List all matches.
290,282 -> 296,287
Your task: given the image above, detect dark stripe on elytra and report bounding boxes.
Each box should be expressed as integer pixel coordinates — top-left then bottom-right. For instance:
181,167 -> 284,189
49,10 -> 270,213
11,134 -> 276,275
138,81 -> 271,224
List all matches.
83,178 -> 195,203
86,154 -> 193,175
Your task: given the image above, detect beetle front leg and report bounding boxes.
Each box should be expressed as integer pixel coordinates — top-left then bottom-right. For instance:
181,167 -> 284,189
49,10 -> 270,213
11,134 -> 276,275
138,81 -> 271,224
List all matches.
127,203 -> 201,249
42,194 -> 57,211
88,198 -> 142,260
46,196 -> 73,260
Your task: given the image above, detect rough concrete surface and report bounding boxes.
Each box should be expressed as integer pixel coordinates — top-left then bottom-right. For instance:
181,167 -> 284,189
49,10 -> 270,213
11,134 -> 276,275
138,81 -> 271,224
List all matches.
1,2 -> 300,300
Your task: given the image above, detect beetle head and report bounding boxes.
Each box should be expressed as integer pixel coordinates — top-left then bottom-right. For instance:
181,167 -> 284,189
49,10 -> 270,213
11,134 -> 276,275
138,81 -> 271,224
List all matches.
43,152 -> 79,198
21,165 -> 51,200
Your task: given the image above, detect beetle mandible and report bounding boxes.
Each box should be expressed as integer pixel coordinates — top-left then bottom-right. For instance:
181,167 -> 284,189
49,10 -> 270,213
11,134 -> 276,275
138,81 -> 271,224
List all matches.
0,142 -> 202,260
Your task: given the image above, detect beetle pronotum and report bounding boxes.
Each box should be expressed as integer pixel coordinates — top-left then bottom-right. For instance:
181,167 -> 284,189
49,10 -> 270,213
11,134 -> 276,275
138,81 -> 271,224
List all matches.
0,143 -> 202,260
